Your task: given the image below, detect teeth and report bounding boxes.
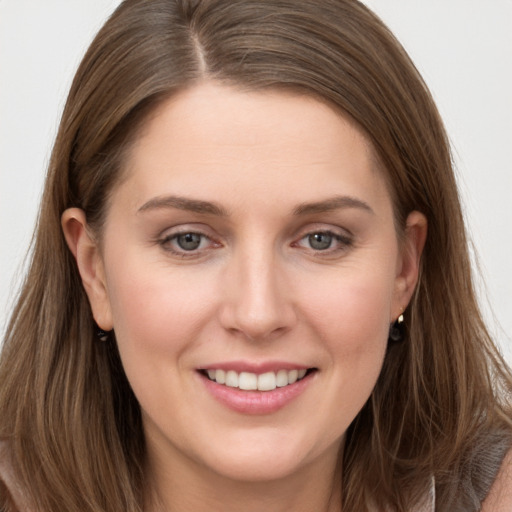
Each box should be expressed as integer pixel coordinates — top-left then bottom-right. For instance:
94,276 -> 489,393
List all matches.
225,370 -> 238,388
239,372 -> 258,390
258,372 -> 276,391
216,369 -> 226,384
205,368 -> 310,391
276,369 -> 288,387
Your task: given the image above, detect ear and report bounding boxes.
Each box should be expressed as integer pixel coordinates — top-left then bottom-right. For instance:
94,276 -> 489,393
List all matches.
61,208 -> 113,330
392,211 -> 428,321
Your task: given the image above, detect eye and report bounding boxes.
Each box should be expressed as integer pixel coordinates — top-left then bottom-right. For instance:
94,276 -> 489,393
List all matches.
307,232 -> 334,250
159,230 -> 217,256
175,232 -> 203,251
295,230 -> 353,253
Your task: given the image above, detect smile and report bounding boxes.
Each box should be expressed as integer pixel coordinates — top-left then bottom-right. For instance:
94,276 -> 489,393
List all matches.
204,368 -> 310,391
199,366 -> 317,414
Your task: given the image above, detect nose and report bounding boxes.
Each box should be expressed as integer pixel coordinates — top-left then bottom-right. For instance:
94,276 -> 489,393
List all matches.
219,244 -> 297,342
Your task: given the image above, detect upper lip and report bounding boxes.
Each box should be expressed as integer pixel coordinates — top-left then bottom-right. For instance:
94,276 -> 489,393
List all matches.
198,360 -> 314,374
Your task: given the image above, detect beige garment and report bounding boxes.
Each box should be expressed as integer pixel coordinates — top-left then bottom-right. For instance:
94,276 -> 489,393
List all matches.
414,477 -> 436,512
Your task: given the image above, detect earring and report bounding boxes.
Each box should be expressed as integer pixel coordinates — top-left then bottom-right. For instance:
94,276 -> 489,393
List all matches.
388,312 -> 405,342
96,326 -> 111,341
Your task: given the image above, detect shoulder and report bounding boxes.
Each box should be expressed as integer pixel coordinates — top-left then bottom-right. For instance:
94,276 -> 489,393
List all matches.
481,448 -> 512,511
0,441 -> 28,512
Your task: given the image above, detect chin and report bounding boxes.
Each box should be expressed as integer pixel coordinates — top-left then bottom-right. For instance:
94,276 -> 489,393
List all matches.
207,452 -> 307,483
195,428 -> 340,484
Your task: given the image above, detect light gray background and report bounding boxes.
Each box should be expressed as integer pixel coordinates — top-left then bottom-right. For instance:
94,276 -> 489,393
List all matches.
1,1 -> 511,361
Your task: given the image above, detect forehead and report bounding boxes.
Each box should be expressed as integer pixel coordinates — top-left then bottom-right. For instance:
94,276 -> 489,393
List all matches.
117,81 -> 392,215
131,82 -> 373,161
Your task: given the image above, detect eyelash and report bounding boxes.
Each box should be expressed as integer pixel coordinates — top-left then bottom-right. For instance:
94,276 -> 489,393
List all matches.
294,230 -> 353,255
158,230 -> 219,257
157,228 -> 353,258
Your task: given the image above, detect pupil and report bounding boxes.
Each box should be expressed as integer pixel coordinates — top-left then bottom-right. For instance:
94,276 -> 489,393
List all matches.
177,233 -> 201,251
309,233 -> 332,250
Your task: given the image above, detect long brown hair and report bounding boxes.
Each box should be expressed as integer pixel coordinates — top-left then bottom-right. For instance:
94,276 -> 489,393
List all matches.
1,1 -> 511,510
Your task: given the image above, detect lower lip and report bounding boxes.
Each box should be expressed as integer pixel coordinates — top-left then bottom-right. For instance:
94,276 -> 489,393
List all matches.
200,372 -> 314,415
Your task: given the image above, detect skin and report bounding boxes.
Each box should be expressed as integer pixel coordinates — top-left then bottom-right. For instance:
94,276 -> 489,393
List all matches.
63,82 -> 428,511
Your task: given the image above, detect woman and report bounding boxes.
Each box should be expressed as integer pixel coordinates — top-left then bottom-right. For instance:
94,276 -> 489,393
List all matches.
1,1 -> 511,510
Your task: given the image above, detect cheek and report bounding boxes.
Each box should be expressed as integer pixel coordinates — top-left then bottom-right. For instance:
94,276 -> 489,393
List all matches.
103,259 -> 224,427
303,271 -> 392,421
104,253 -> 219,366
299,266 -> 395,350
298,263 -> 394,392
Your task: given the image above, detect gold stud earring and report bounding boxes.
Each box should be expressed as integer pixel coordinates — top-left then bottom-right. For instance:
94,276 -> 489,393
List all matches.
389,309 -> 405,342
95,324 -> 112,342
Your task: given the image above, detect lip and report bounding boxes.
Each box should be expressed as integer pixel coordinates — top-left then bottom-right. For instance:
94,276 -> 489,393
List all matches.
199,360 -> 310,374
198,365 -> 316,415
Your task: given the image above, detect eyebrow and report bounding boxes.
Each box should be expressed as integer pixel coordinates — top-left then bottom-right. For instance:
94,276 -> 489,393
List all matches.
137,194 -> 374,217
137,195 -> 229,216
293,195 -> 375,216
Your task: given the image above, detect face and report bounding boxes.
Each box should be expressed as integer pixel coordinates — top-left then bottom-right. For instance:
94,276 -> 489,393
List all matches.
65,82 -> 425,488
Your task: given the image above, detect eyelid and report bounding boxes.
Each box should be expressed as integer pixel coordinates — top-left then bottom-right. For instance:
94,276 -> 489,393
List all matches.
154,222 -> 354,257
293,222 -> 353,241
292,225 -> 354,254
157,224 -> 222,256
156,222 -> 216,241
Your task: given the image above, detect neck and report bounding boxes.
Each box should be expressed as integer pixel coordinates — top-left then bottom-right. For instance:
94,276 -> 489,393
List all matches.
145,443 -> 343,512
